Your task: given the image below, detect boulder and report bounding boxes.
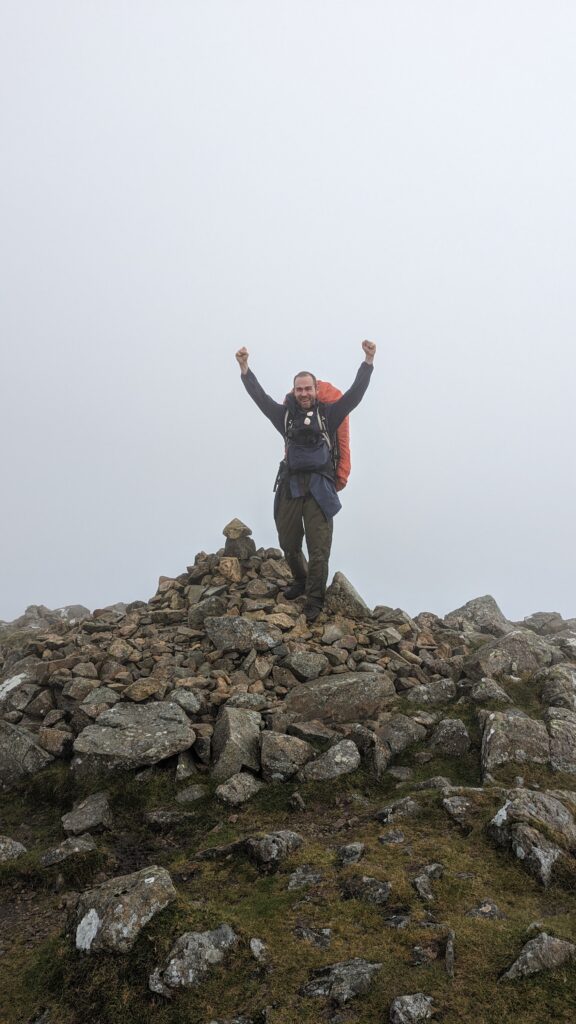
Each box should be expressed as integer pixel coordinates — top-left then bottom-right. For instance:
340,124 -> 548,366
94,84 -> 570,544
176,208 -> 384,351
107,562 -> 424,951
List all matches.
282,650 -> 329,681
539,664 -> 576,711
428,718 -> 470,757
149,924 -> 239,996
444,595 -> 513,636
481,711 -> 550,777
283,672 -> 395,724
466,678 -> 511,704
300,958 -> 382,1005
325,572 -> 372,619
204,616 -> 282,653
74,866 -> 176,952
297,739 -> 360,782
389,993 -> 434,1023
341,874 -> 391,906
72,702 -> 196,772
0,835 -> 27,863
61,791 -> 112,835
500,932 -> 576,982
488,788 -> 576,885
0,721 -> 54,786
377,715 -> 426,755
545,707 -> 576,774
216,772 -> 264,806
260,732 -> 315,782
466,629 -> 556,679
188,596 -> 227,628
245,830 -> 303,873
404,679 -> 456,704
211,707 -> 262,782
41,834 -> 97,867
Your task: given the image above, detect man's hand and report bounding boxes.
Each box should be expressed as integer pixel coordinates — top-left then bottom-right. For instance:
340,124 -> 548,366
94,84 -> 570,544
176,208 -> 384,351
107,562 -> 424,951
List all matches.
362,340 -> 376,364
235,346 -> 249,375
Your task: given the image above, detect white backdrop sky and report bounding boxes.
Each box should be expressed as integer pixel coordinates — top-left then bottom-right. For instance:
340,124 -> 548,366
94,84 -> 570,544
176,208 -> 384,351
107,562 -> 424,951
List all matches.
1,1 -> 575,623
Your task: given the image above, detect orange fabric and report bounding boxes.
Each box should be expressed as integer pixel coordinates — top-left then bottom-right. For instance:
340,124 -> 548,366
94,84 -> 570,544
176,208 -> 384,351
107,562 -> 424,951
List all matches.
316,380 -> 351,490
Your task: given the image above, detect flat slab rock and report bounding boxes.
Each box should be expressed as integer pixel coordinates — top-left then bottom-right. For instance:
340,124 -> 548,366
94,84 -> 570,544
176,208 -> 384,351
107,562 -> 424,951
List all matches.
72,702 -> 196,771
300,957 -> 382,1005
0,721 -> 54,786
149,924 -> 238,997
41,834 -> 97,867
298,739 -> 360,782
283,671 -> 396,725
74,865 -> 177,952
500,931 -> 576,981
211,707 -> 262,782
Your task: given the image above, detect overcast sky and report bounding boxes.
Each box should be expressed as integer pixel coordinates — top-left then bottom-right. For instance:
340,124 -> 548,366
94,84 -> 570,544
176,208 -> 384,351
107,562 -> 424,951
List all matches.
1,1 -> 575,624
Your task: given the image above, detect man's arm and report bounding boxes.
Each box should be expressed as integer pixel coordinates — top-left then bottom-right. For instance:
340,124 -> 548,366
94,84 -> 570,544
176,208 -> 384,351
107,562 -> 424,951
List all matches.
235,347 -> 286,435
325,340 -> 376,431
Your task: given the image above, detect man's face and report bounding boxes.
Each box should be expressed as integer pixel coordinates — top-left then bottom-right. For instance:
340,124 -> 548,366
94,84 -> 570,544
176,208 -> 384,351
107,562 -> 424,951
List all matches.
293,374 -> 317,410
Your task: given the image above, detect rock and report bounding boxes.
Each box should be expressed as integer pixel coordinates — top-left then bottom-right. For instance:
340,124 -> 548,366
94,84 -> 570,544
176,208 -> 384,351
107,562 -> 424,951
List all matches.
175,750 -> 200,782
204,616 -> 282,653
0,721 -> 54,786
389,993 -> 434,1022
288,865 -> 323,890
211,707 -> 262,782
283,672 -> 396,725
260,732 -> 315,782
297,739 -> 360,782
37,727 -> 74,758
249,937 -> 268,962
218,557 -> 242,583
500,931 -> 576,982
74,865 -> 176,952
145,810 -> 198,829
188,596 -> 227,628
0,835 -> 27,862
539,664 -> 576,711
467,629 -> 556,679
466,678 -> 512,704
175,784 -> 209,803
223,518 -> 252,540
488,789 -> 576,885
122,678 -> 167,702
341,875 -> 391,906
444,595 -> 513,636
41,834 -> 97,867
149,924 -> 239,996
300,957 -> 381,1004
545,708 -> 576,773
287,720 -> 338,743
442,795 -> 474,832
325,572 -> 372,619
466,900 -> 506,919
336,843 -> 365,867
72,702 -> 196,772
245,830 -> 303,873
378,715 -> 426,754
412,864 -> 443,902
481,711 -> 549,777
282,650 -> 329,681
429,718 -> 470,757
61,791 -> 112,835
347,725 -> 392,779
294,924 -> 332,948
375,797 -> 420,824
216,772 -> 264,806
404,679 -> 456,704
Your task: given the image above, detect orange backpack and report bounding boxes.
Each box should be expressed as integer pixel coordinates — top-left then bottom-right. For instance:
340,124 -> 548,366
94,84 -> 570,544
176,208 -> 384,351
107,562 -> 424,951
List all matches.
316,380 -> 351,491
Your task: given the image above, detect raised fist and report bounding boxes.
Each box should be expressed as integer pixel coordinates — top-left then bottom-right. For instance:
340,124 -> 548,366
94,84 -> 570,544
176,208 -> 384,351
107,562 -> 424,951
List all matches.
362,340 -> 376,362
235,347 -> 249,374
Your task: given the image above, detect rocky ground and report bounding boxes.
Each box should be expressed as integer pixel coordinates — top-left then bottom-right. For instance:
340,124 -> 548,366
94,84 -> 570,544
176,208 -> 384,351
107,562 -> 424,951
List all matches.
1,518 -> 576,1024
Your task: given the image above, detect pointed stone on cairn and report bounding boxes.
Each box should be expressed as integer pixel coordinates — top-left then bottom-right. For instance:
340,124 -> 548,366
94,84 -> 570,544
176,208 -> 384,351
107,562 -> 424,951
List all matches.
223,518 -> 256,560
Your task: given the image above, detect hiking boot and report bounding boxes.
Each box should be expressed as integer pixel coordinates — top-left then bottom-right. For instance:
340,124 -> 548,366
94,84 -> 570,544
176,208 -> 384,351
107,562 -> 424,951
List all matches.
304,601 -> 323,623
284,580 -> 307,600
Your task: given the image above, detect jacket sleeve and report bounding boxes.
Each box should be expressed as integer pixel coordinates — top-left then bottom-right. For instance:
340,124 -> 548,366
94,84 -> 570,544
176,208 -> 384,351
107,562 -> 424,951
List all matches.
325,362 -> 374,431
241,369 -> 287,435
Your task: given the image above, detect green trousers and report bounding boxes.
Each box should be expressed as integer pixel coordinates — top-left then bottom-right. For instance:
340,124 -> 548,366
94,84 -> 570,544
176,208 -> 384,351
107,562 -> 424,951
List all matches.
274,485 -> 333,605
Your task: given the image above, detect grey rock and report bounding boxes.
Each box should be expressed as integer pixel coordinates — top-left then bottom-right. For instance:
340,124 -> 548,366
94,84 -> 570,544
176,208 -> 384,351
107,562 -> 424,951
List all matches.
297,739 -> 360,782
325,572 -> 372,619
0,721 -> 54,786
74,865 -> 176,952
284,672 -> 396,725
389,993 -> 434,1023
0,835 -> 27,862
466,678 -> 512,704
500,931 -> 576,981
41,834 -> 97,867
294,924 -> 332,948
467,629 -> 556,679
300,957 -> 382,1004
282,650 -> 329,681
245,830 -> 303,873
379,829 -> 405,845
72,702 -> 196,772
466,900 -> 506,919
378,714 -> 426,754
204,616 -> 282,653
488,788 -> 576,885
429,718 -> 470,757
149,923 -> 238,996
341,874 -> 391,906
211,707 -> 262,782
288,865 -> 323,890
145,810 -> 198,829
175,750 -> 199,782
444,595 -> 513,636
188,595 -> 227,629
260,732 -> 315,782
545,707 -> 576,773
249,937 -> 268,962
168,689 -> 203,716
375,797 -> 420,824
404,678 -> 456,704
347,724 -> 392,778
481,711 -> 550,777
442,795 -> 474,832
175,784 -> 209,803
61,791 -> 112,835
216,772 -> 263,806
539,664 -> 576,711
336,842 -> 365,867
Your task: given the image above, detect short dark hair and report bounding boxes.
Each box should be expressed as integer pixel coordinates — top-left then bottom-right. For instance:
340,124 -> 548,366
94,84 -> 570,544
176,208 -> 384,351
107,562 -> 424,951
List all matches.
293,371 -> 317,387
